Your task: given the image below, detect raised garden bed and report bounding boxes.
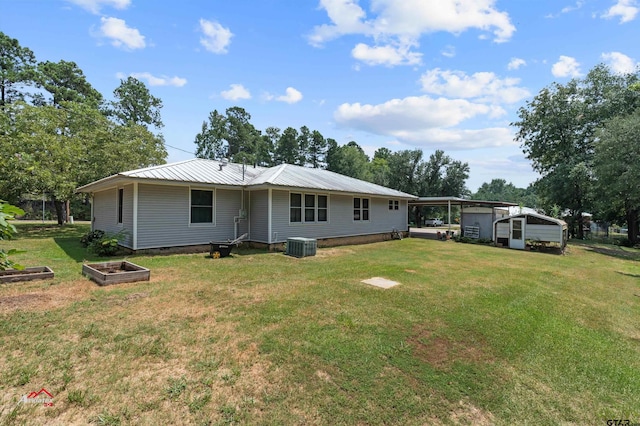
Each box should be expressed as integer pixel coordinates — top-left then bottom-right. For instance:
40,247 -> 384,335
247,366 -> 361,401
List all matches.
82,261 -> 150,286
0,266 -> 55,284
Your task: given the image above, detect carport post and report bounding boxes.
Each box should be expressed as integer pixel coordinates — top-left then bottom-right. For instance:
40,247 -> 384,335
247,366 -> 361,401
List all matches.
448,200 -> 451,232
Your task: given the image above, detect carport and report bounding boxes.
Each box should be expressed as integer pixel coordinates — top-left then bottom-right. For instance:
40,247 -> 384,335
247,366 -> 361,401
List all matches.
409,197 -> 517,239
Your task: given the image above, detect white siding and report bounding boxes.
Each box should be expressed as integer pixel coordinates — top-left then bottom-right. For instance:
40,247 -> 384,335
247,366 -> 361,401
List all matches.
526,224 -> 562,243
93,187 -> 134,247
496,223 -> 509,239
270,190 -> 408,242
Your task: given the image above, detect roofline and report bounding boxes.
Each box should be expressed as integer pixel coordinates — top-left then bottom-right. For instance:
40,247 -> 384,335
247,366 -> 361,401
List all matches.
409,197 -> 518,207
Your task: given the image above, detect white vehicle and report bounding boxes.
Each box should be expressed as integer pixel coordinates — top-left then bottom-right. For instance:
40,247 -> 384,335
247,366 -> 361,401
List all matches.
424,218 -> 443,227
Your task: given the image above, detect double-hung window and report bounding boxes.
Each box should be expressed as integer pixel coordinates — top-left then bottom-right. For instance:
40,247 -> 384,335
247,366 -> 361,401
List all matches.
191,189 -> 214,224
389,200 -> 399,210
354,197 -> 369,221
291,193 -> 329,223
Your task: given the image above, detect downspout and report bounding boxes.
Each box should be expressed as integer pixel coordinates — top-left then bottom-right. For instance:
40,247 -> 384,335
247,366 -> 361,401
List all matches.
233,188 -> 246,240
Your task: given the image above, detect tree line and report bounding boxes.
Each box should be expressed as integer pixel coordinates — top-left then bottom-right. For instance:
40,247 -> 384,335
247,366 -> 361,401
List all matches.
513,64 -> 640,243
0,31 -> 167,224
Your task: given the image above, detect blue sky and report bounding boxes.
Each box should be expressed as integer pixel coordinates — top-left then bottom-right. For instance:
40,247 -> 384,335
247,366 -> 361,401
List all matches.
2,0 -> 639,191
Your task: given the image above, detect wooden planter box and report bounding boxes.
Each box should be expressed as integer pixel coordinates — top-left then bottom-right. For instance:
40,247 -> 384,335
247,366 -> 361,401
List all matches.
0,266 -> 54,284
82,261 -> 150,286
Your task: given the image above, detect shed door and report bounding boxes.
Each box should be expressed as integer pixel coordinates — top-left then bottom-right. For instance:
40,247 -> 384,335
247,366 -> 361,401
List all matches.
510,218 -> 525,250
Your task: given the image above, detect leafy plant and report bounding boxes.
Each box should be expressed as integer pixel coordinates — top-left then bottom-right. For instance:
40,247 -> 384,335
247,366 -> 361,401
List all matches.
80,229 -> 105,247
0,201 -> 25,270
87,230 -> 127,256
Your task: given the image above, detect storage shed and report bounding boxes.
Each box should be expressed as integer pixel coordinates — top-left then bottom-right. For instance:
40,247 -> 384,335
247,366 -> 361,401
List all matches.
493,212 -> 568,250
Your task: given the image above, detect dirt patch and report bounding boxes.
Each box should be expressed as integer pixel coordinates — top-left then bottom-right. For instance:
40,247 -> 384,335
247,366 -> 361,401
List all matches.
408,328 -> 494,370
581,244 -> 640,260
450,400 -> 495,425
0,292 -> 51,310
314,247 -> 356,258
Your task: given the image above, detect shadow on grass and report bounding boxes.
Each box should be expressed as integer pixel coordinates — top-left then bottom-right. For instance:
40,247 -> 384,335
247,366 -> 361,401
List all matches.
53,237 -> 105,263
617,271 -> 640,279
572,241 -> 640,261
14,223 -> 90,240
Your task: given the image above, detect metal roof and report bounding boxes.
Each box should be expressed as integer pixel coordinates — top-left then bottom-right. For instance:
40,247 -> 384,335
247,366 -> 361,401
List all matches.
495,211 -> 567,227
409,196 -> 518,207
248,163 -> 417,198
77,159 -> 417,199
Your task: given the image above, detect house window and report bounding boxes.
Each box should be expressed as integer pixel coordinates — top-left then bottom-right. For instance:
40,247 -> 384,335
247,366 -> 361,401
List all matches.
354,197 -> 369,221
318,195 -> 328,222
394,200 -> 399,210
191,189 -> 213,224
290,193 -> 302,223
291,193 -> 328,223
389,200 -> 393,210
117,188 -> 124,224
305,194 -> 316,222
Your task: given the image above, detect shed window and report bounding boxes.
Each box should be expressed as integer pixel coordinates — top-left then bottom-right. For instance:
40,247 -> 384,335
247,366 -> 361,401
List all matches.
354,197 -> 369,221
191,189 -> 213,223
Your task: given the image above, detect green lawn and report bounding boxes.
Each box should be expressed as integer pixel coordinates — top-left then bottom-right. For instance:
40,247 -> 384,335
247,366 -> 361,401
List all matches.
1,223 -> 639,425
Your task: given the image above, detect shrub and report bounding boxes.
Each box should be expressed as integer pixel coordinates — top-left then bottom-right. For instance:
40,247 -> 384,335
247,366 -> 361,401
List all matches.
0,201 -> 25,270
80,230 -> 105,247
85,230 -> 127,256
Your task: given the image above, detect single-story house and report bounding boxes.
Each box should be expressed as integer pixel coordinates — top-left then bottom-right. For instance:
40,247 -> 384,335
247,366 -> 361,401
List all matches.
493,212 -> 568,250
76,159 -> 417,251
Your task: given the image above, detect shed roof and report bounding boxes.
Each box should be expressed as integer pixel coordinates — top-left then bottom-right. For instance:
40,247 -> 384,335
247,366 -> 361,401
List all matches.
495,211 -> 567,227
77,159 -> 417,199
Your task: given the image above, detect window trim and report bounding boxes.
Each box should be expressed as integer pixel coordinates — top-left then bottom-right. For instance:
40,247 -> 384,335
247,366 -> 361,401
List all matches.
189,187 -> 215,226
353,197 -> 370,222
290,192 -> 329,224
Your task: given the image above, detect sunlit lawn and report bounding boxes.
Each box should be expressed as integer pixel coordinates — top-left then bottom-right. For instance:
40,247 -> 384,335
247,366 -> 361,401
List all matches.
1,223 -> 639,425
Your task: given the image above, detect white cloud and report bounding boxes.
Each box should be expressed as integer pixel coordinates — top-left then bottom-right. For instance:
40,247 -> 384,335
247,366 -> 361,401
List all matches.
546,1 -> 584,18
441,45 -> 456,58
98,17 -> 145,50
220,84 -> 251,100
551,55 -> 582,77
351,42 -> 422,66
419,68 -> 530,104
276,87 -> 303,104
507,57 -> 526,70
602,51 -> 638,73
309,0 -> 516,56
199,19 -> 233,54
66,0 -> 130,14
602,0 -> 639,23
124,72 -> 187,87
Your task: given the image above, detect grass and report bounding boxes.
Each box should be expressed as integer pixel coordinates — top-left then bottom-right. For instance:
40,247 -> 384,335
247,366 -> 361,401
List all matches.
1,223 -> 639,425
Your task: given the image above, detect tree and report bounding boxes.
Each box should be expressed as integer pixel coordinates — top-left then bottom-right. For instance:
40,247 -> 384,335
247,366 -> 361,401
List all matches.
387,149 -> 424,195
297,126 -> 312,166
110,76 -> 163,129
473,179 -> 538,207
225,106 -> 259,162
37,60 -> 103,107
307,130 -> 327,168
325,141 -> 370,180
194,110 -> 226,160
513,64 -> 640,238
274,127 -> 299,165
0,101 -> 166,224
0,31 -> 37,107
255,126 -> 280,166
0,200 -> 25,270
593,108 -> 640,244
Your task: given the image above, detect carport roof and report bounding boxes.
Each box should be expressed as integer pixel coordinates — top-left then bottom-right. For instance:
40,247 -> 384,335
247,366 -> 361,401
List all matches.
409,197 -> 517,208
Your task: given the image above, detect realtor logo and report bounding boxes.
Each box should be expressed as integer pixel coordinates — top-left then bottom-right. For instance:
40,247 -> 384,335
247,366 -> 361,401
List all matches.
20,388 -> 54,406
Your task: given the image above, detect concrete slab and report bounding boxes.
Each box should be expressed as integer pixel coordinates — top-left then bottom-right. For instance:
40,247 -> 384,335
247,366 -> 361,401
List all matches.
362,277 -> 400,289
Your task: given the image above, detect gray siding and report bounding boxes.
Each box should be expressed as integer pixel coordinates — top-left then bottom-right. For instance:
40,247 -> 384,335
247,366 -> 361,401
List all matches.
136,184 -> 243,249
270,189 -> 408,243
249,190 -> 269,242
461,213 -> 494,239
93,187 -> 133,247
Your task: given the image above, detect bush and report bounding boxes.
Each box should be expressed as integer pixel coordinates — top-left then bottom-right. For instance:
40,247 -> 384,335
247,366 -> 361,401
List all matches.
89,235 -> 121,256
80,230 -> 105,247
